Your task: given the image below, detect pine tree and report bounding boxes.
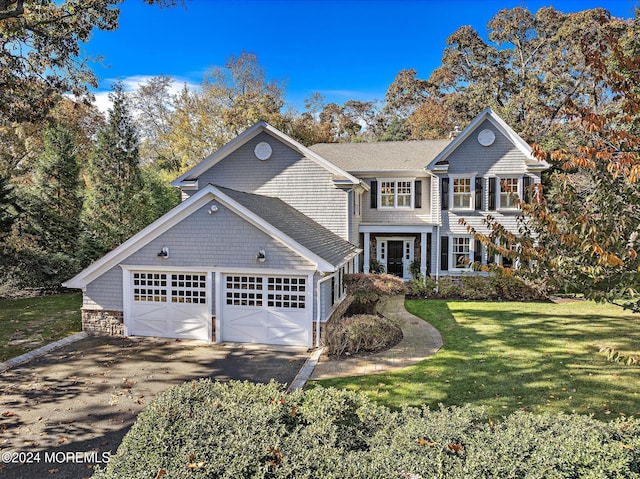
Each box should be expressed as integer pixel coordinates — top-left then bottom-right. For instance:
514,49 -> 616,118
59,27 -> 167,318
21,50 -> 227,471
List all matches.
81,82 -> 147,260
24,121 -> 83,253
0,174 -> 16,239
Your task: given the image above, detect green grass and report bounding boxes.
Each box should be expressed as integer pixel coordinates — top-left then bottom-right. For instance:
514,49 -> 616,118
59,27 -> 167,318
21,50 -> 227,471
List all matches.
311,299 -> 640,421
0,293 -> 82,362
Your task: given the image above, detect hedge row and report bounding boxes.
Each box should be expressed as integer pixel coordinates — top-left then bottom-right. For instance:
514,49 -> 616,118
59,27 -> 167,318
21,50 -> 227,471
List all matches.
95,380 -> 640,479
408,274 -> 548,302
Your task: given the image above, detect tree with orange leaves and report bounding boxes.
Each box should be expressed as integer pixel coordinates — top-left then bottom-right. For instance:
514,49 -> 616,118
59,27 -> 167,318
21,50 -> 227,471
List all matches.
469,10 -> 640,311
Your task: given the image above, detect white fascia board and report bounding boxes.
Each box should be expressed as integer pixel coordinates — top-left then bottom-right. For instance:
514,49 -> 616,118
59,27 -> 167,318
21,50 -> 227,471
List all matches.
171,122 -> 268,187
208,186 -> 338,273
353,169 -> 431,177
359,224 -> 434,234
171,121 -> 361,188
426,108 -> 550,171
63,186 -> 220,289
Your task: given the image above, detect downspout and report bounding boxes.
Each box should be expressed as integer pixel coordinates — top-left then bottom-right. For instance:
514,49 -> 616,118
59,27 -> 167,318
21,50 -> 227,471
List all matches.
316,273 -> 336,348
435,225 -> 440,292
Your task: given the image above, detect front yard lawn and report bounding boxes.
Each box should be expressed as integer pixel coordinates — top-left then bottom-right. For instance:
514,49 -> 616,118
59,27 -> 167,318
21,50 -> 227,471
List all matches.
0,293 -> 82,362
311,299 -> 640,421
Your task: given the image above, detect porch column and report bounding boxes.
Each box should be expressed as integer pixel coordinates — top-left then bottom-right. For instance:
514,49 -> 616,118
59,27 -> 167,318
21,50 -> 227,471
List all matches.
363,232 -> 370,274
420,232 -> 428,277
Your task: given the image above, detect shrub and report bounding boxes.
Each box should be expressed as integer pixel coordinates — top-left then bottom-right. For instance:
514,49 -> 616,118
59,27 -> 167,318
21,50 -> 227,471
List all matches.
324,314 -> 403,357
408,274 -> 548,302
409,259 -> 422,280
344,273 -> 407,314
95,381 -> 640,479
369,259 -> 385,274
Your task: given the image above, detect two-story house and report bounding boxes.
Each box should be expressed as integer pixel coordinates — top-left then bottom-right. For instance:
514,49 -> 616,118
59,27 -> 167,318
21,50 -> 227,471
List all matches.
64,108 -> 549,348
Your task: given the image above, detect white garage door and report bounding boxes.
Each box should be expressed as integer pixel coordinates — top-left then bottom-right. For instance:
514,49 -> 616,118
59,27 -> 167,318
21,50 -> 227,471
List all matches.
129,272 -> 210,341
221,274 -> 311,347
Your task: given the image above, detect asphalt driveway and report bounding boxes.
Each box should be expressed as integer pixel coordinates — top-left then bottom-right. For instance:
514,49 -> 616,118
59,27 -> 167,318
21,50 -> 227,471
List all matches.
0,336 -> 308,479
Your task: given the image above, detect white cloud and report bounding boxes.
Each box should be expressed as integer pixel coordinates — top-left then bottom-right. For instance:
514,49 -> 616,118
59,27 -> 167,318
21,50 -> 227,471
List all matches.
92,75 -> 200,113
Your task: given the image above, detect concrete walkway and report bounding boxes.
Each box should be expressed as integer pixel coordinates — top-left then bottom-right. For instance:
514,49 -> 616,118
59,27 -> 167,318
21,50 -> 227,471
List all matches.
310,296 -> 443,380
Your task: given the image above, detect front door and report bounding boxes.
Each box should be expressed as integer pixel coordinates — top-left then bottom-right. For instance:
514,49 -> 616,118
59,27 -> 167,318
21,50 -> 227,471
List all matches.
387,241 -> 404,277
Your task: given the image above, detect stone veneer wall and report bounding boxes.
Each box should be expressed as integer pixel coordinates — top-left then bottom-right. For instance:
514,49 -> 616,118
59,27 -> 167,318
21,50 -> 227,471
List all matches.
82,309 -> 124,337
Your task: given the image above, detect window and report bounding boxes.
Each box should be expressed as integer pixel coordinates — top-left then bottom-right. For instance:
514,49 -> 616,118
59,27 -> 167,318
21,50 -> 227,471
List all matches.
378,179 -> 413,208
226,276 -> 263,307
267,277 -> 306,309
171,274 -> 206,304
133,273 -> 167,302
499,177 -> 520,209
453,237 -> 471,269
452,178 -> 472,209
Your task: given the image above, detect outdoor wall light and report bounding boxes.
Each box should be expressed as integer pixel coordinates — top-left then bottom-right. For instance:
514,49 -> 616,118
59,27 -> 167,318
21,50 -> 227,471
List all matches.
256,250 -> 266,263
208,204 -> 218,214
157,246 -> 169,258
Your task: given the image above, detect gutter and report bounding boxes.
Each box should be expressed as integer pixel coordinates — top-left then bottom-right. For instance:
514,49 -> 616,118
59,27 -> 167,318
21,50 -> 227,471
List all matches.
315,273 -> 336,348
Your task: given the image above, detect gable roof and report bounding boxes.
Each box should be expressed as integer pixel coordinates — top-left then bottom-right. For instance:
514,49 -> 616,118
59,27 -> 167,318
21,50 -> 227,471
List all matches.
309,140 -> 452,173
425,108 -> 551,172
214,186 -> 360,267
63,185 -> 359,289
171,121 -> 362,188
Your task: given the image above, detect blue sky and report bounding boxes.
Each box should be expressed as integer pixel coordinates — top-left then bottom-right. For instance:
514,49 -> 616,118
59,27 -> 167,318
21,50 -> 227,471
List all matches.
83,0 -> 638,111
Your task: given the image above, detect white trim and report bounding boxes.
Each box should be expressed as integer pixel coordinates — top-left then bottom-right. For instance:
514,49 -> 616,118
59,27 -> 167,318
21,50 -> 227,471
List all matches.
214,271 -> 222,343
360,224 -> 433,233
496,175 -> 523,211
449,175 -> 476,211
426,108 -> 550,172
450,235 -> 474,271
376,178 -> 415,210
172,121 -> 361,188
375,236 -> 416,280
63,185 -> 346,289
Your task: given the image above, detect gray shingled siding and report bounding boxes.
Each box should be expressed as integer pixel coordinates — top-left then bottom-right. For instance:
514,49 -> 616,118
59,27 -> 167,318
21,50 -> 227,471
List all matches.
196,132 -> 349,240
362,176 -> 433,224
83,267 -> 123,311
446,119 -> 528,176
83,201 -> 316,311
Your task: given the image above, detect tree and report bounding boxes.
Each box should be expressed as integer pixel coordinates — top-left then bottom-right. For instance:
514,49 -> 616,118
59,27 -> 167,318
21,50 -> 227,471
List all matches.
23,121 -> 83,254
468,9 -> 640,312
427,7 -> 628,144
0,174 -> 16,238
81,82 -> 147,260
0,0 -> 178,123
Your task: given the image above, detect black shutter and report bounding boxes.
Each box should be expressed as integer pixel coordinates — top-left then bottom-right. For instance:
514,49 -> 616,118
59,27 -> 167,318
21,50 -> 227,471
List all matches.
475,178 -> 483,211
441,177 -> 449,210
488,177 -> 496,211
370,180 -> 377,209
440,236 -> 449,271
415,180 -> 422,208
523,176 -> 532,203
474,239 -> 482,265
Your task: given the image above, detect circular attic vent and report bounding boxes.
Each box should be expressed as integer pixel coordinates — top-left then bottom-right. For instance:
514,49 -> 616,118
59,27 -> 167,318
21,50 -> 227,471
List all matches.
254,141 -> 272,160
477,129 -> 496,147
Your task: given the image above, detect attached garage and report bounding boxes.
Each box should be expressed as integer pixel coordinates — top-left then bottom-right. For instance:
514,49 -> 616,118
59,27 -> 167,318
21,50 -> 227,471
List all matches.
127,271 -> 211,341
221,274 -> 311,346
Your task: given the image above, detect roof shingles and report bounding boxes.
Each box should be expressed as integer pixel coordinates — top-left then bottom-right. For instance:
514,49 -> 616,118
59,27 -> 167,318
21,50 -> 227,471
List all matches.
214,185 -> 360,268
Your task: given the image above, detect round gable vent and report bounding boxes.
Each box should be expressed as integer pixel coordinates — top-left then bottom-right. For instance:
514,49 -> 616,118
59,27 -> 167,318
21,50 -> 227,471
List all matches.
477,129 -> 496,147
254,141 -> 272,161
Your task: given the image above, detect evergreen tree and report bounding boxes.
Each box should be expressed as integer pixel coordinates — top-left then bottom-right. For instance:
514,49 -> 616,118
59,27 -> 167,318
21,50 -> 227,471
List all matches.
24,121 -> 83,254
0,175 -> 16,238
81,82 -> 147,260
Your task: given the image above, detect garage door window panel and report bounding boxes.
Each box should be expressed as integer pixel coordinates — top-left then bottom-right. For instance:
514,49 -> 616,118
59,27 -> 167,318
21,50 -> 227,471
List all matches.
133,273 -> 167,302
267,277 -> 306,309
226,276 -> 264,307
171,274 -> 206,304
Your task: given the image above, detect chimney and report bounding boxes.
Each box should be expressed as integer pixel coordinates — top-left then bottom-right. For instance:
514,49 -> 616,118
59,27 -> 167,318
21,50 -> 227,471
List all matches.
448,125 -> 461,140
